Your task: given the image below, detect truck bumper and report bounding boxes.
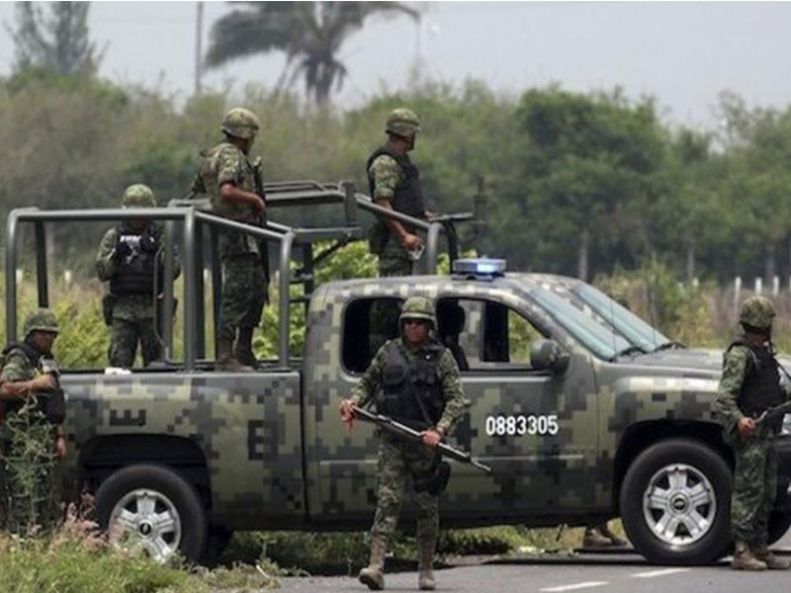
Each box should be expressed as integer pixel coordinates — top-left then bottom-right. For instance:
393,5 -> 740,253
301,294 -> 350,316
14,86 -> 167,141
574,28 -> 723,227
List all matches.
775,437 -> 791,512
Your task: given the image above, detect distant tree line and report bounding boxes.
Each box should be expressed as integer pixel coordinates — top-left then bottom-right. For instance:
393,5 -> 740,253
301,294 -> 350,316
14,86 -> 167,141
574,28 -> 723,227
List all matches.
2,2 -> 791,284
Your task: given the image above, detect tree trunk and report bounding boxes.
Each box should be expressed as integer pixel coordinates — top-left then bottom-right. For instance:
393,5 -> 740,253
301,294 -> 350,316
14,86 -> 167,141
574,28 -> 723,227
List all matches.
685,238 -> 696,283
577,228 -> 590,281
764,243 -> 776,283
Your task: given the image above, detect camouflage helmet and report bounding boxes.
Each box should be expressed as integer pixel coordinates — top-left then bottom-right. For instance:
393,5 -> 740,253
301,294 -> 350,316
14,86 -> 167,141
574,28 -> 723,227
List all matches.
386,108 -> 421,138
121,184 -> 156,208
399,296 -> 436,329
739,296 -> 776,330
221,107 -> 260,140
23,308 -> 59,339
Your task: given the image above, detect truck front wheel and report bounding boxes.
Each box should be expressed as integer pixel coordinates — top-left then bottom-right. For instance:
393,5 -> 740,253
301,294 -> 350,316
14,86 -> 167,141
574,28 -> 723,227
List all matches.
620,438 -> 731,565
96,463 -> 208,563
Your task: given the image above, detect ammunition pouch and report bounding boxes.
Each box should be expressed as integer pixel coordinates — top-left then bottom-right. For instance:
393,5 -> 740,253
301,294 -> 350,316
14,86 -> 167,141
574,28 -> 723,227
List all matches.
102,293 -> 116,326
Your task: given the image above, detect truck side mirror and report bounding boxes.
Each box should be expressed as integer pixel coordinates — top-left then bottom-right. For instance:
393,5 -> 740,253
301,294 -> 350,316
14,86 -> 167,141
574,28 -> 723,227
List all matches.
530,339 -> 570,375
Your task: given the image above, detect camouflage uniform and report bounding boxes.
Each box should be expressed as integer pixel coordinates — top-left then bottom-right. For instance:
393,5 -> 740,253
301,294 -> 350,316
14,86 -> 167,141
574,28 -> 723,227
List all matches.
351,297 -> 467,590
190,108 -> 268,359
714,296 -> 790,571
0,309 -> 63,532
96,185 -> 178,368
367,108 -> 426,278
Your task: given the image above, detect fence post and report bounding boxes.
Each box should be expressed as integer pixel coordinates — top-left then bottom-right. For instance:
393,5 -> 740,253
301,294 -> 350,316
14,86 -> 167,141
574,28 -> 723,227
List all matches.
773,275 -> 780,297
734,276 -> 742,319
755,277 -> 763,295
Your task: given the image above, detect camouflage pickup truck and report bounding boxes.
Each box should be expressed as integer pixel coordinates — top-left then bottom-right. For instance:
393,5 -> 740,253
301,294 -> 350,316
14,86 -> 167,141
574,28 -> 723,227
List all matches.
5,193 -> 790,567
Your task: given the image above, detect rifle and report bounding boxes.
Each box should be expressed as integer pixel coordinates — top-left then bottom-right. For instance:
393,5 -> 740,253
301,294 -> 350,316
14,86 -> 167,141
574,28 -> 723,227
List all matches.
352,405 -> 492,474
755,400 -> 791,428
251,157 -> 270,281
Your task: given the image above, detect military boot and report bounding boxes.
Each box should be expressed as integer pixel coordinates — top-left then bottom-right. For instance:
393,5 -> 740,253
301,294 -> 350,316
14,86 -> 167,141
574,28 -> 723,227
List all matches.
234,327 -> 259,368
358,536 -> 386,590
582,526 -> 612,548
217,338 -> 253,372
417,539 -> 437,590
599,523 -> 628,547
753,543 -> 791,570
731,539 -> 767,571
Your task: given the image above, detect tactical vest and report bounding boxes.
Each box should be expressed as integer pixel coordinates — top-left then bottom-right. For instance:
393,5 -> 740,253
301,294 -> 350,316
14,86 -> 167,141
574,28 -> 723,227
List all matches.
109,226 -> 157,297
366,146 -> 426,232
728,339 -> 785,432
0,342 -> 65,425
377,339 -> 445,430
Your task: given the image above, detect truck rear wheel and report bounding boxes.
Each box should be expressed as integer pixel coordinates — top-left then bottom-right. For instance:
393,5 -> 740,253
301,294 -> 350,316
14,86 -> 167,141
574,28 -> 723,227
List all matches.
620,438 -> 731,565
96,463 -> 208,563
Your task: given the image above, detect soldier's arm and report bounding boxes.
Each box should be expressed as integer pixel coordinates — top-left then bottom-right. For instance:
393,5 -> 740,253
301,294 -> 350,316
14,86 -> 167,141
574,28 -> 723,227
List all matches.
435,350 -> 469,436
349,345 -> 387,408
95,228 -> 120,281
713,346 -> 750,433
186,171 -> 206,199
0,353 -> 54,401
369,155 -> 414,245
217,148 -> 264,212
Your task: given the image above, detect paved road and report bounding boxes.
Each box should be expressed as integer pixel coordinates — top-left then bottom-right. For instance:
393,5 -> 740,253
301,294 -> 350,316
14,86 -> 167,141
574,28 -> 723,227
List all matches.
278,531 -> 791,593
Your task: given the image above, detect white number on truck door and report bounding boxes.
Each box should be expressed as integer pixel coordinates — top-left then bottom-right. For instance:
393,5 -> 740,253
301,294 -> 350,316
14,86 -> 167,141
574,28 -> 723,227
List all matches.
484,414 -> 559,437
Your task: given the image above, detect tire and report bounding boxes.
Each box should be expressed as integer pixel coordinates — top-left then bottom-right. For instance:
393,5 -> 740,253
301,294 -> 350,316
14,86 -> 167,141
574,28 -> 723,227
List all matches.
203,526 -> 235,565
96,463 -> 208,563
620,438 -> 731,565
768,511 -> 791,545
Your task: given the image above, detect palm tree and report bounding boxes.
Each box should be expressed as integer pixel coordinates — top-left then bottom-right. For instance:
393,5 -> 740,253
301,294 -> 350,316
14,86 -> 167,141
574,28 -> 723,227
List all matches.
205,2 -> 420,106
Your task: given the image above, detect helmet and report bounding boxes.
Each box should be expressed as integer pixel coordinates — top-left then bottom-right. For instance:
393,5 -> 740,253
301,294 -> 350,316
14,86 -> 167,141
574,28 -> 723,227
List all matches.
399,296 -> 436,329
23,308 -> 59,338
121,184 -> 156,208
221,107 -> 260,140
739,296 -> 776,330
386,108 -> 421,138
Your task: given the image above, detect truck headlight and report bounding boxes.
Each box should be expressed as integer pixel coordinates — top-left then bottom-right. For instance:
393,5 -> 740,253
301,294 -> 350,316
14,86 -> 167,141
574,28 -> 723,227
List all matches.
783,413 -> 791,436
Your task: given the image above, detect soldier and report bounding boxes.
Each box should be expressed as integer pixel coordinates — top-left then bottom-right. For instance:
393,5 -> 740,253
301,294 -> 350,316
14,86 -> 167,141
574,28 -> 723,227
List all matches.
339,296 -> 468,591
714,296 -> 791,571
96,184 -> 178,368
0,309 -> 66,531
366,108 -> 430,277
189,107 -> 268,371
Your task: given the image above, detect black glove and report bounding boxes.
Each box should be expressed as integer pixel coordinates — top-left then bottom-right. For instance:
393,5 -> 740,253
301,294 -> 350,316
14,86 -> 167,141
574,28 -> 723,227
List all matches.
139,227 -> 158,253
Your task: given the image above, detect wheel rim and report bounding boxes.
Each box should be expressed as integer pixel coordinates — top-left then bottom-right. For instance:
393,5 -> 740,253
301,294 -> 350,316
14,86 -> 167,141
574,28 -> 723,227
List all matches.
108,488 -> 182,563
642,463 -> 717,546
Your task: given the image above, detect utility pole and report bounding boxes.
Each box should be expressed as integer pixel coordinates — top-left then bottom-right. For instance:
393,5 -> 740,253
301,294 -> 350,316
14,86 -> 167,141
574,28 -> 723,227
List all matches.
194,2 -> 204,95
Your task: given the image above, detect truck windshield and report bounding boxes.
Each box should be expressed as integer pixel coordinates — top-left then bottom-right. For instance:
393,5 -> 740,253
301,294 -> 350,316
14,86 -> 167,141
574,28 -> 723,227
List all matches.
573,284 -> 671,351
530,288 -> 632,360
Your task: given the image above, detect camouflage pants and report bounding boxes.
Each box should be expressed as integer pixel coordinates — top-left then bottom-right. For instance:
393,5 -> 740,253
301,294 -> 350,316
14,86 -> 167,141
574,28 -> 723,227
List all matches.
378,236 -> 413,278
218,254 -> 268,343
370,435 -> 440,547
731,434 -> 777,544
109,317 -> 160,368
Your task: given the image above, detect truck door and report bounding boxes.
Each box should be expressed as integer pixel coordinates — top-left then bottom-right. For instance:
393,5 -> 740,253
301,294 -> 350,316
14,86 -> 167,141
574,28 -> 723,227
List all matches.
437,296 -> 599,521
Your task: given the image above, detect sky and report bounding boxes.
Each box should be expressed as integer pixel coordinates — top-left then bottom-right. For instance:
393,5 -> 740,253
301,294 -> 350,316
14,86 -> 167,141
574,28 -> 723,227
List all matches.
2,1 -> 791,129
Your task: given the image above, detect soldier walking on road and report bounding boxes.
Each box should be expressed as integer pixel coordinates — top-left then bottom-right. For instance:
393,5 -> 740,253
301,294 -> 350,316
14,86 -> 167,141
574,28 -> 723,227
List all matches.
339,296 -> 468,591
714,296 -> 791,571
366,108 -> 430,278
0,309 -> 66,532
96,184 -> 178,368
189,108 -> 269,371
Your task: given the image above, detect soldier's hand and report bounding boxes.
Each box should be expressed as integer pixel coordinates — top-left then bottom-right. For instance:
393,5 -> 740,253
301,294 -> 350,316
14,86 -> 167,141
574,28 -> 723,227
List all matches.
55,434 -> 67,458
339,399 -> 356,422
422,428 -> 443,448
737,416 -> 756,439
249,194 -> 266,213
30,373 -> 57,393
139,228 -> 158,253
400,233 -> 423,251
114,239 -> 132,260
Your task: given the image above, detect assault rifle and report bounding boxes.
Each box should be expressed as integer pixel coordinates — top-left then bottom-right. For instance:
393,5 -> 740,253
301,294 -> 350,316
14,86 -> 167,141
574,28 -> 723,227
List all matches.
352,405 -> 492,474
251,157 -> 270,280
755,400 -> 791,428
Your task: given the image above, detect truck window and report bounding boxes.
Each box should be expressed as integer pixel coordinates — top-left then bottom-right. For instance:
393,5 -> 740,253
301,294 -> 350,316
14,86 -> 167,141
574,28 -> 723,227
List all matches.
342,297 -> 403,373
437,298 -> 544,371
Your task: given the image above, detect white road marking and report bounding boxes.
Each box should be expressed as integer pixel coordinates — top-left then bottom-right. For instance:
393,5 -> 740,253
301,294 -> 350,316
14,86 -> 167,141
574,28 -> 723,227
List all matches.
539,582 -> 608,592
630,568 -> 690,578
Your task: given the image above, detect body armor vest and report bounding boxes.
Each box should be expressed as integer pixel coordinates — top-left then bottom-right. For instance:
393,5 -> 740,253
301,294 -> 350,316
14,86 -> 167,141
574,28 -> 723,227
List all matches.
377,339 -> 445,430
109,227 -> 157,297
366,146 -> 426,232
728,339 -> 785,432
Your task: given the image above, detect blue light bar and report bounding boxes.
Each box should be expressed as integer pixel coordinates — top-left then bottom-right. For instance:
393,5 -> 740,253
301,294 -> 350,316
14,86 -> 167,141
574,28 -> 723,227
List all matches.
452,258 -> 506,278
